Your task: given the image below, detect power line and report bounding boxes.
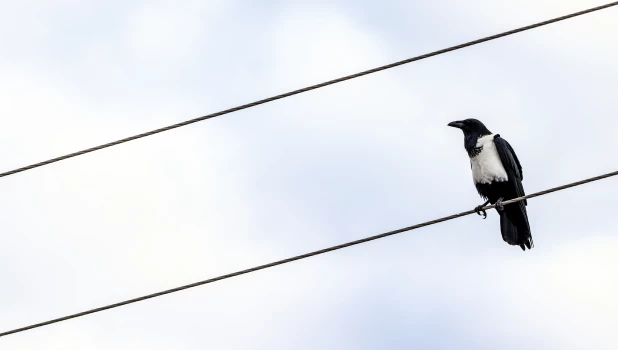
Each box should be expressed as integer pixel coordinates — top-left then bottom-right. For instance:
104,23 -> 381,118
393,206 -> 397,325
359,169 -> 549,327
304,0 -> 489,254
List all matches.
2,1 -> 618,179
2,0 -> 618,339
1,169 -> 617,338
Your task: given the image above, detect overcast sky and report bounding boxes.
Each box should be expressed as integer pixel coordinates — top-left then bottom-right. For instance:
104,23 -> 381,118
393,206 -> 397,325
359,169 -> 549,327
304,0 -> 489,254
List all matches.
1,0 -> 617,349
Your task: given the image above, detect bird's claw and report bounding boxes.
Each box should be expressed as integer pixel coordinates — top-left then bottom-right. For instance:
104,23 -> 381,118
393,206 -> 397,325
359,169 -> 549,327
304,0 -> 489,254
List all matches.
495,198 -> 505,212
474,205 -> 487,219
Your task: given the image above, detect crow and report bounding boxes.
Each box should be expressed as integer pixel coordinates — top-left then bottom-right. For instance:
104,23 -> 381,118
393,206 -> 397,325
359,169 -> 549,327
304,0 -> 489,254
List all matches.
448,119 -> 533,250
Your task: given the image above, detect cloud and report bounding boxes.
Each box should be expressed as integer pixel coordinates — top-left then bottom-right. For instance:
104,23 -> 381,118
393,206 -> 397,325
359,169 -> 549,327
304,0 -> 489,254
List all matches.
1,1 -> 618,349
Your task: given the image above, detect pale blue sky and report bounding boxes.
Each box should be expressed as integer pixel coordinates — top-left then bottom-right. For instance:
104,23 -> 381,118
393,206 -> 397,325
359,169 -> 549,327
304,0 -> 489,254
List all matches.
1,0 -> 617,349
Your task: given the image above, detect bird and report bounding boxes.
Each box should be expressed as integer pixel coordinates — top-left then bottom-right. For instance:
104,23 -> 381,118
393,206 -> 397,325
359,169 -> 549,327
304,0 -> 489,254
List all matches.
447,118 -> 533,250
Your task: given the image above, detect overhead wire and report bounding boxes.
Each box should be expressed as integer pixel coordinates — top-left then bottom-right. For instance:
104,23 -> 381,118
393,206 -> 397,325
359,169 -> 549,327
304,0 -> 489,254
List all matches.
3,0 -> 618,340
1,169 -> 617,338
1,1 -> 618,179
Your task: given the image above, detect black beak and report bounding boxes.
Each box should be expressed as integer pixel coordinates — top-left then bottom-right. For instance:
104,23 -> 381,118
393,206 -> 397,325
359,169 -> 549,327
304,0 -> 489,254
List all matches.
448,121 -> 464,129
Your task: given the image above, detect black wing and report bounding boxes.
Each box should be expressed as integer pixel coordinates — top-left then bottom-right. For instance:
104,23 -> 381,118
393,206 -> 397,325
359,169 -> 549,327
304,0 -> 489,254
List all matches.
493,134 -> 526,204
494,134 -> 532,249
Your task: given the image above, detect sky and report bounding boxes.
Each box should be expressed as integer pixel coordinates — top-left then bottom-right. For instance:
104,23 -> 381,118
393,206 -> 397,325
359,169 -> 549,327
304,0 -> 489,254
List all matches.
1,0 -> 617,349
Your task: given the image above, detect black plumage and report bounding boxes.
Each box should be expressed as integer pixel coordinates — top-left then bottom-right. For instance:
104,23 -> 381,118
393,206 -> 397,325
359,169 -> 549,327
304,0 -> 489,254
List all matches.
448,119 -> 533,250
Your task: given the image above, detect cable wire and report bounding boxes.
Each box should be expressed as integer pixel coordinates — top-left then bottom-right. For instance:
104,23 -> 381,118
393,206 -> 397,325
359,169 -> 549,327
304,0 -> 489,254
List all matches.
1,1 -> 618,179
1,169 -> 617,338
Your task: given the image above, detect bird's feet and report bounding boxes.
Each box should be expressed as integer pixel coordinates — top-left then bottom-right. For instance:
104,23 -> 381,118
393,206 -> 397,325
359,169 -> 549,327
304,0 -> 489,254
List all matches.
495,197 -> 505,212
474,199 -> 491,219
474,205 -> 487,219
474,204 -> 488,219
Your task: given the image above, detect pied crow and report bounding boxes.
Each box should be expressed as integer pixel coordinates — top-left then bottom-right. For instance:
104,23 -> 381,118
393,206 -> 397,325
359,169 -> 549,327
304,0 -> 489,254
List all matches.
448,118 -> 533,250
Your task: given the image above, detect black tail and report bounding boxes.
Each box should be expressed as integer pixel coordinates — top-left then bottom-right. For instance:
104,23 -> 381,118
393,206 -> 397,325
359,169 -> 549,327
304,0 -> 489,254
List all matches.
499,202 -> 533,251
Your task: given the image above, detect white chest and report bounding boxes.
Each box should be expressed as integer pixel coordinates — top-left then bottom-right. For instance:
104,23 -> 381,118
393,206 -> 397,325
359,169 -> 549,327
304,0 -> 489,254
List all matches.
470,134 -> 508,184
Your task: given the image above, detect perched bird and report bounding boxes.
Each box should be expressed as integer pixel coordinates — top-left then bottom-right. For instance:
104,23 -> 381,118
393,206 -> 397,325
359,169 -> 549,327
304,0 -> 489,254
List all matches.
448,119 -> 533,250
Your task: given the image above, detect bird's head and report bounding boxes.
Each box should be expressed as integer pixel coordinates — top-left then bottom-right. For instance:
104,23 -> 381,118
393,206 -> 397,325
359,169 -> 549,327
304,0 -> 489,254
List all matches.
447,118 -> 491,137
